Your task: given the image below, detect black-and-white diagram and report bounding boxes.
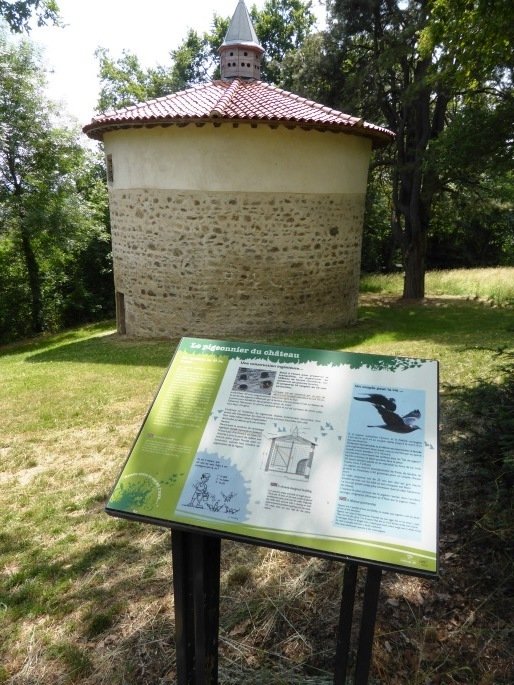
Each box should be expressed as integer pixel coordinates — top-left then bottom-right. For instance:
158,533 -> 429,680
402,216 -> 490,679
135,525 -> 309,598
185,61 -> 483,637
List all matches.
188,472 -> 211,508
186,472 -> 240,515
265,426 -> 316,479
233,367 -> 276,395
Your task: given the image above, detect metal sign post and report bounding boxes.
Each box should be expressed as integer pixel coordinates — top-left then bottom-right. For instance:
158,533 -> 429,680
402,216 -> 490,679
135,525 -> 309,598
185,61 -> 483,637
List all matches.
171,530 -> 386,685
172,530 -> 221,685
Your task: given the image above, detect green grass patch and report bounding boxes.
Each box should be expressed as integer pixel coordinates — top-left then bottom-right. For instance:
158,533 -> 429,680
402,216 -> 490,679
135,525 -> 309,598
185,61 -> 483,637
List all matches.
48,642 -> 93,681
83,602 -> 125,638
1,277 -> 513,684
360,266 -> 514,305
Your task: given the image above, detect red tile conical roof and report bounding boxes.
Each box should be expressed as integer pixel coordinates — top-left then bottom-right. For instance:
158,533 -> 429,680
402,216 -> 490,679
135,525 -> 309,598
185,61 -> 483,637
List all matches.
83,79 -> 394,148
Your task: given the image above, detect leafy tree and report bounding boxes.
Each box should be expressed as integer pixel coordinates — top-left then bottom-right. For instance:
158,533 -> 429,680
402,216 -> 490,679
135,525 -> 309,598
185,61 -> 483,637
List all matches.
280,31 -> 335,99
95,26 -> 224,113
251,0 -> 316,84
95,48 -> 173,113
361,165 -> 400,273
0,34 -> 112,342
171,20 -> 228,85
427,169 -> 514,269
296,0 -> 513,297
425,0 -> 514,88
0,0 -> 59,32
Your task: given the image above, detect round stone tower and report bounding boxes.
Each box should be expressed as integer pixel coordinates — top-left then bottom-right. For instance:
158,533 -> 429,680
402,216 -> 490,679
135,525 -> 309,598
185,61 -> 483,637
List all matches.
83,1 -> 394,338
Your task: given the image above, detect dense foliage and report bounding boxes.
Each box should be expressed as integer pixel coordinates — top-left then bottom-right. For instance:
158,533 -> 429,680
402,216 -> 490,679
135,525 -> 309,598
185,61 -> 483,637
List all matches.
0,34 -> 113,344
0,0 -> 59,32
284,0 -> 513,294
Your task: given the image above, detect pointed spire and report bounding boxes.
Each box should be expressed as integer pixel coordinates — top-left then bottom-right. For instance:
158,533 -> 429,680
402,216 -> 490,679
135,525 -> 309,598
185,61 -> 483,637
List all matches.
224,0 -> 261,47
219,0 -> 264,81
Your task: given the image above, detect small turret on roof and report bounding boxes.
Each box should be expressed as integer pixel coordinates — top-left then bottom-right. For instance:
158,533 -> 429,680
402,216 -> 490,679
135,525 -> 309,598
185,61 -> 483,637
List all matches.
220,0 -> 264,81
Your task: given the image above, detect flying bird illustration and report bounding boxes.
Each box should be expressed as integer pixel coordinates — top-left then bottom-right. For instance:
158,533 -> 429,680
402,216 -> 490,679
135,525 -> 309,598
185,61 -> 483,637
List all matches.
368,406 -> 421,433
354,394 -> 397,411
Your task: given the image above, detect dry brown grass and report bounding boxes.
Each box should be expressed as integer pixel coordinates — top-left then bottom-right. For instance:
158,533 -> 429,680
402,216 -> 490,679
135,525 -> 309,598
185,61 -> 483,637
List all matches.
1,305 -> 513,684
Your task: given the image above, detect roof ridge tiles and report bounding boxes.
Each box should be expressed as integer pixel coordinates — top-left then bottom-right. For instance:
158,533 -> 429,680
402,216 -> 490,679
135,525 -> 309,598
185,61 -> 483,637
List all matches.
210,79 -> 241,117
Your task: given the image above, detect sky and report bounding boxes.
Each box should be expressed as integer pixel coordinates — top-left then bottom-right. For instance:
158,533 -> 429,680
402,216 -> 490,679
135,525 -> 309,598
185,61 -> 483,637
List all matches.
28,0 -> 326,128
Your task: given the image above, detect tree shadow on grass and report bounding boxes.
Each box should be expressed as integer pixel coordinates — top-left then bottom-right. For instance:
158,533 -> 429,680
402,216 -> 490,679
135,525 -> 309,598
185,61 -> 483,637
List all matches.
22,301 -> 514,368
24,332 -> 174,367
1,537 -> 142,622
371,355 -> 514,684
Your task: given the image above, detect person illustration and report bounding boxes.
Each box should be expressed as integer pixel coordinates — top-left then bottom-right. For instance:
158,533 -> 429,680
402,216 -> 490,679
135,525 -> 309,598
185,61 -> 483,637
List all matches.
189,473 -> 211,508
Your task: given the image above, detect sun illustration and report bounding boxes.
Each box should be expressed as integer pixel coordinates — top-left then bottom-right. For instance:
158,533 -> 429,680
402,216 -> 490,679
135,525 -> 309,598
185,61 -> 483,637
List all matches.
111,472 -> 162,513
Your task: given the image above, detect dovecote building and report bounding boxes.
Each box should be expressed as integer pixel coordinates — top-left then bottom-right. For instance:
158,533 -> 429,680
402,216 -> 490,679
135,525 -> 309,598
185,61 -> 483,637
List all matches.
83,1 -> 394,338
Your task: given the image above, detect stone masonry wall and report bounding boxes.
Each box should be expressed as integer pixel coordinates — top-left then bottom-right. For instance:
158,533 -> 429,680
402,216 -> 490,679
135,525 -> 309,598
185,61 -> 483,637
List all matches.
109,189 -> 365,338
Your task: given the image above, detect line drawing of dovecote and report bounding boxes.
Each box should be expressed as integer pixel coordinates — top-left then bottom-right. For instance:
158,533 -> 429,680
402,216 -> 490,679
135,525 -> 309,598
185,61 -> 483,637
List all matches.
264,426 -> 316,480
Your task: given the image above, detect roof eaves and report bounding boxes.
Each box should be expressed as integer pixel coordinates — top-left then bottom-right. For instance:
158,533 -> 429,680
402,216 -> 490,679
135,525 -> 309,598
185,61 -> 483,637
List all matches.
221,39 -> 265,52
83,116 -> 394,148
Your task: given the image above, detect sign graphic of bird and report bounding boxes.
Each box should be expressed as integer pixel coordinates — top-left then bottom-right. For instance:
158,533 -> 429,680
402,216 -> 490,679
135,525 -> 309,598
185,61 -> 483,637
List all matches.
354,394 -> 397,411
367,405 -> 421,433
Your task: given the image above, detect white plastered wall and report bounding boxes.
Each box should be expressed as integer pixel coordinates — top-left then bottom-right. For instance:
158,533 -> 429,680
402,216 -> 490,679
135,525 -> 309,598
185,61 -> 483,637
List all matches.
103,123 -> 372,195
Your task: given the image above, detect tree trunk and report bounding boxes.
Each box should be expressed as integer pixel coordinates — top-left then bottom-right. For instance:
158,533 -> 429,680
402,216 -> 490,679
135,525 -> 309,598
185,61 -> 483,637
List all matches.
403,223 -> 426,298
19,221 -> 44,334
10,159 -> 45,333
400,153 -> 430,300
393,53 -> 444,301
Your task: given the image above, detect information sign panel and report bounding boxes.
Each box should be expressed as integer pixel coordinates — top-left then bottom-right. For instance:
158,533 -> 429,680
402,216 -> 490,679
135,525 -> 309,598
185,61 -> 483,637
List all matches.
106,338 -> 439,575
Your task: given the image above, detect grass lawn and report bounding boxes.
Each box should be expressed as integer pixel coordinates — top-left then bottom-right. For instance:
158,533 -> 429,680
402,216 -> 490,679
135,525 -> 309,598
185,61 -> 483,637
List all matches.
1,287 -> 513,684
361,266 -> 514,306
